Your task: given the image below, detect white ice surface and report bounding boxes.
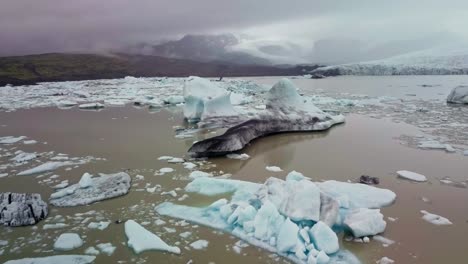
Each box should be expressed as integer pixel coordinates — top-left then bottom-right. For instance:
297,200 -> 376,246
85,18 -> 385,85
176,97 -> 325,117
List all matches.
125,220 -> 180,254
397,170 -> 427,182
4,255 -> 95,264
53,233 -> 84,251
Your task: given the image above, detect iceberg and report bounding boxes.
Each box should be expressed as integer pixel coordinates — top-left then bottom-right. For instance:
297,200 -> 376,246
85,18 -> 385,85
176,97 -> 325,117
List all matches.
157,175 -> 395,264
0,192 -> 48,226
125,220 -> 180,254
4,255 -> 95,264
53,233 -> 84,251
183,76 -> 236,122
49,172 -> 131,207
17,161 -> 73,176
420,210 -> 452,225
447,86 -> 468,104
188,79 -> 345,157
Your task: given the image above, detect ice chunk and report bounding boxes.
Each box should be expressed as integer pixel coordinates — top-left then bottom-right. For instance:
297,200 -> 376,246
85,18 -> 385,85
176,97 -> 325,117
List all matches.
373,235 -> 395,247
183,162 -> 197,169
17,161 -> 73,176
377,257 -> 395,264
266,166 -> 283,172
4,255 -> 95,264
285,171 -> 310,182
420,210 -> 452,225
49,172 -> 131,206
23,140 -> 37,145
189,170 -> 212,179
316,251 -> 330,264
87,221 -> 111,230
344,208 -> 386,237
318,180 -> 396,209
276,218 -> 299,253
53,233 -> 83,251
96,242 -> 116,256
309,221 -> 339,254
185,177 -> 260,196
167,157 -> 184,163
0,136 -> 26,144
78,103 -> 104,109
78,173 -> 93,188
464,150 -> 468,156
226,153 -> 250,160
253,200 -> 285,241
0,192 -> 48,226
447,85 -> 468,104
159,167 -> 174,174
183,76 -> 235,122
189,239 -> 209,250
84,246 -> 100,255
124,220 -> 180,254
163,95 -> 184,105
257,177 -> 321,222
397,170 -> 427,182
10,152 -> 37,163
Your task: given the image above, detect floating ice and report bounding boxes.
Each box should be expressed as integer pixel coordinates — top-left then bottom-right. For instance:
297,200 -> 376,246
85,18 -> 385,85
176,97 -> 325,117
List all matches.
49,172 -> 131,207
0,136 -> 26,144
53,233 -> 83,251
4,255 -> 95,264
96,243 -> 116,256
167,157 -> 184,163
226,153 -> 250,160
87,221 -> 111,230
266,166 -> 283,172
344,208 -> 386,237
397,170 -> 427,182
124,220 -> 180,254
377,257 -> 395,264
78,173 -> 93,188
163,95 -> 184,105
159,167 -> 174,174
185,177 -> 260,196
17,161 -> 73,176
0,192 -> 48,226
418,140 -> 455,152
78,103 -> 104,109
447,86 -> 468,104
276,218 -> 299,253
10,152 -> 37,163
183,162 -> 197,169
373,235 -> 395,247
189,240 -> 209,250
189,170 -> 212,179
420,210 -> 452,225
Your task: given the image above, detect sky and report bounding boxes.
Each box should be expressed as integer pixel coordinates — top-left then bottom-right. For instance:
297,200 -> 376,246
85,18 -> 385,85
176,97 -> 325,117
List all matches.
1,0 -> 468,62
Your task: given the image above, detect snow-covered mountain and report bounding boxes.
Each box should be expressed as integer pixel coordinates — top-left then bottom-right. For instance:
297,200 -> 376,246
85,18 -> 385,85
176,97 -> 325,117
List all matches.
312,44 -> 468,76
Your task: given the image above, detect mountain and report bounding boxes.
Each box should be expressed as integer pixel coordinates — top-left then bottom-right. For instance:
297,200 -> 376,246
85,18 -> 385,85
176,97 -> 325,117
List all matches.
125,34 -> 272,65
0,53 -> 320,86
311,44 -> 468,76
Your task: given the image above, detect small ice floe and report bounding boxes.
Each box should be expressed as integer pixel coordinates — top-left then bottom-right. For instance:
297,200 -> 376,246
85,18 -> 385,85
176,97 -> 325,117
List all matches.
163,95 -> 184,105
96,243 -> 116,256
420,210 -> 452,225
17,161 -> 73,176
124,220 -> 180,254
0,136 -> 26,144
78,103 -> 104,110
344,208 -> 387,237
179,231 -> 192,239
23,140 -> 37,145
158,156 -> 174,161
167,157 -> 184,163
154,219 -> 166,226
53,233 -> 84,251
397,170 -> 427,182
57,100 -> 78,108
377,257 -> 395,264
463,150 -> 468,156
158,167 -> 174,174
161,190 -> 177,197
183,162 -> 197,170
265,166 -> 283,172
43,223 -> 68,230
0,173 -> 8,178
53,180 -> 69,189
135,175 -> 145,180
418,140 -> 455,152
373,235 -> 395,247
84,246 -> 100,255
3,255 -> 95,264
87,221 -> 111,230
8,152 -> 37,165
0,192 -> 48,226
189,240 -> 209,250
49,172 -> 131,207
226,153 -> 250,160
189,171 -> 212,179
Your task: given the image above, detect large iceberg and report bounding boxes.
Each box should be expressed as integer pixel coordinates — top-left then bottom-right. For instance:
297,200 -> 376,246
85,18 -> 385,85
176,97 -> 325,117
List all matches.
447,86 -> 468,104
49,172 -> 131,206
183,76 -> 236,122
188,79 -> 345,157
156,174 -> 396,264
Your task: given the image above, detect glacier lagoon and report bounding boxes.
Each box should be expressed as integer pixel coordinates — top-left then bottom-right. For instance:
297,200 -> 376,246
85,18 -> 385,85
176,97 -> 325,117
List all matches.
0,75 -> 467,264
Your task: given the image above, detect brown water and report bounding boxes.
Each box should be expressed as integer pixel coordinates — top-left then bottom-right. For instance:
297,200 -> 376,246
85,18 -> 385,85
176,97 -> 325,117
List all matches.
0,105 -> 467,264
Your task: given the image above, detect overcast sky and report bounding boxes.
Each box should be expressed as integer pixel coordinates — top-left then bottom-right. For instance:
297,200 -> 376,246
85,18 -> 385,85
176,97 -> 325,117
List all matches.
1,0 -> 468,57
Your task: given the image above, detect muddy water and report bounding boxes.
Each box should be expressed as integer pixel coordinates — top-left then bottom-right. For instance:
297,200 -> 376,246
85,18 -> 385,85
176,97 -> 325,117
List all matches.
0,105 -> 467,264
